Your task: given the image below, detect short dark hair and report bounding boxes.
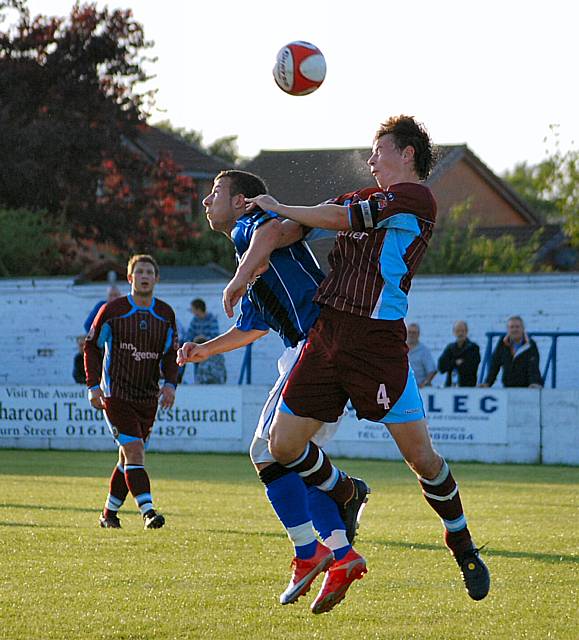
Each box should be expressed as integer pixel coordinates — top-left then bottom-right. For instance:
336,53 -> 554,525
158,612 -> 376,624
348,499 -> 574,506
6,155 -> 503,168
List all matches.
191,298 -> 206,312
215,170 -> 268,198
127,254 -> 159,277
374,115 -> 434,180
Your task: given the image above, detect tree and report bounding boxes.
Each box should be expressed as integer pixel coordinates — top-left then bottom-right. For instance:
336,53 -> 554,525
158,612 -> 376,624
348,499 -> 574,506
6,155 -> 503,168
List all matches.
503,126 -> 579,247
419,201 -> 542,275
154,119 -> 241,164
0,1 -> 194,268
0,207 -> 61,276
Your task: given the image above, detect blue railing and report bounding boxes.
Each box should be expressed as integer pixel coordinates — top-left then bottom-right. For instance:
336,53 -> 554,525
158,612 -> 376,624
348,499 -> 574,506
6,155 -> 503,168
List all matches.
479,331 -> 579,388
237,343 -> 253,384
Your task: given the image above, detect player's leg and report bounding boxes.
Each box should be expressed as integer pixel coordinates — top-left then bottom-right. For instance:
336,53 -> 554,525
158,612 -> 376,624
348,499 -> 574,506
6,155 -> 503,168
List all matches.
269,412 -> 370,542
104,398 -> 164,529
387,418 -> 490,600
99,447 -> 129,528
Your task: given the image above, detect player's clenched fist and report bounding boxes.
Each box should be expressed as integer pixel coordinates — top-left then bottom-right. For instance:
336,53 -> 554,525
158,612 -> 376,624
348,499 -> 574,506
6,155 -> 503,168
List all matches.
176,341 -> 207,366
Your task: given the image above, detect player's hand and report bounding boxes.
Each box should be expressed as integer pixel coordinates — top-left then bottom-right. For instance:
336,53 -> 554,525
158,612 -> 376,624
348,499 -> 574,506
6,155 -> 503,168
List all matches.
159,385 -> 175,409
245,194 -> 280,212
176,341 -> 207,365
88,387 -> 105,410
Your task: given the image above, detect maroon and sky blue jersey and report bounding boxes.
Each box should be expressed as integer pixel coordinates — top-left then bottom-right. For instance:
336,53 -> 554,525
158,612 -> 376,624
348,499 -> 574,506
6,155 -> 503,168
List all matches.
315,182 -> 437,320
85,295 -> 179,403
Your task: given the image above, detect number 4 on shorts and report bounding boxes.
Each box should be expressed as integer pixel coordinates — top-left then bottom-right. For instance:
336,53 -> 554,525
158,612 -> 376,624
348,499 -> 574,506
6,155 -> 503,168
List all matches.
377,383 -> 390,410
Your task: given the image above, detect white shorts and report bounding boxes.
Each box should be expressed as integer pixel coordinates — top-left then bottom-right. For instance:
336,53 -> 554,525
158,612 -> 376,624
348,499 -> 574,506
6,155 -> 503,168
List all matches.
250,340 -> 341,464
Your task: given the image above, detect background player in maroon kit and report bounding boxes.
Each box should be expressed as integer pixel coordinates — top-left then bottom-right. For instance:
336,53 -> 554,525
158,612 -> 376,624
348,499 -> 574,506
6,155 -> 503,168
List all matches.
238,115 -> 490,609
84,254 -> 179,529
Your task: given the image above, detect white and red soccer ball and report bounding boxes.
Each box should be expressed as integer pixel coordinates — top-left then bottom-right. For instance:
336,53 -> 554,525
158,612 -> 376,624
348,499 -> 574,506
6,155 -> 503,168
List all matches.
273,41 -> 326,96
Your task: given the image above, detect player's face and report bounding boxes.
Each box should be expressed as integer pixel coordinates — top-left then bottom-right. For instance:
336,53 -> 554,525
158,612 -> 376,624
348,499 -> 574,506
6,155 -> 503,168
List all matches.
368,134 -> 409,189
202,177 -> 235,232
128,261 -> 158,295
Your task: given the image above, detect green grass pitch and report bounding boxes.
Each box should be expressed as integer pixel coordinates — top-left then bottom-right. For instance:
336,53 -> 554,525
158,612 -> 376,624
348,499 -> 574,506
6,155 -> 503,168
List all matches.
0,450 -> 577,639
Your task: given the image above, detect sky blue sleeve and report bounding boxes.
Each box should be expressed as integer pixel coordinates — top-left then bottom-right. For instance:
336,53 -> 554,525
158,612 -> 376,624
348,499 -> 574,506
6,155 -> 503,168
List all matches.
235,295 -> 269,332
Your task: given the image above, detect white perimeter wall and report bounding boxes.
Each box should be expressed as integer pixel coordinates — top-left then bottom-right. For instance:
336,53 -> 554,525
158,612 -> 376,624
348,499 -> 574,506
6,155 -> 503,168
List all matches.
0,272 -> 577,389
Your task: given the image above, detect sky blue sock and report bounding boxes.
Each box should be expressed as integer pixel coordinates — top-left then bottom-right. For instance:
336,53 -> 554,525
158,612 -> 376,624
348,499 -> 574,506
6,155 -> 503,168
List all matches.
308,486 -> 351,560
265,472 -> 317,559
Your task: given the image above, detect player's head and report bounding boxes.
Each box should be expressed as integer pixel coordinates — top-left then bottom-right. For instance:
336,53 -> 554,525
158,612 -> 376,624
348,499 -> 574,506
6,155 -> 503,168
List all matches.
127,254 -> 160,296
369,115 -> 433,186
203,170 -> 267,232
506,315 -> 525,342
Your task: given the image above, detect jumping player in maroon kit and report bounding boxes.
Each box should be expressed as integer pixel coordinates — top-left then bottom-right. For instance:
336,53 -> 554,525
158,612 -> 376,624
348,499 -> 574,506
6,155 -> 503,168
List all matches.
233,115 -> 490,611
85,254 -> 179,529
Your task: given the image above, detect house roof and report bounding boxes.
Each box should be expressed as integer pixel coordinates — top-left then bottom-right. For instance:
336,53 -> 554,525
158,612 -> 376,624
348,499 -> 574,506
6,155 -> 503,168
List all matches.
133,126 -> 233,178
243,144 -> 540,224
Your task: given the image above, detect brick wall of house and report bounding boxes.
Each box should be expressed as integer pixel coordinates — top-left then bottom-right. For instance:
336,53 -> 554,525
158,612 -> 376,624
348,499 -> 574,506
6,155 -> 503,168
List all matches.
431,160 -> 528,227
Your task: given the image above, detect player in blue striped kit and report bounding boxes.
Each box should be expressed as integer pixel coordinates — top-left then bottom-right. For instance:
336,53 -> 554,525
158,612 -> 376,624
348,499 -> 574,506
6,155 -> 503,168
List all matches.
177,170 -> 369,612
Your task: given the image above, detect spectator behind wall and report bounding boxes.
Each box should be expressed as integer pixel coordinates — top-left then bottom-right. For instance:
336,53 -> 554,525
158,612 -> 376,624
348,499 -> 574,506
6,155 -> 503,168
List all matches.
193,335 -> 227,384
438,321 -> 480,387
186,298 -> 219,342
83,285 -> 122,333
73,335 -> 86,384
406,322 -> 436,388
480,316 -> 543,388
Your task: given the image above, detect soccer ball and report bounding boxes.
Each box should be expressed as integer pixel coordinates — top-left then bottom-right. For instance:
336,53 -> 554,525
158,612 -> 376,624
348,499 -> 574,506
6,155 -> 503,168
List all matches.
272,41 -> 326,96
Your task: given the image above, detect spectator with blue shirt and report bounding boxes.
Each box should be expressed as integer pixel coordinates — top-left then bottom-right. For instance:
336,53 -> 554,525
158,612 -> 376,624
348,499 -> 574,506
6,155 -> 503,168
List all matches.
83,285 -> 121,333
186,298 -> 219,342
177,170 -> 370,609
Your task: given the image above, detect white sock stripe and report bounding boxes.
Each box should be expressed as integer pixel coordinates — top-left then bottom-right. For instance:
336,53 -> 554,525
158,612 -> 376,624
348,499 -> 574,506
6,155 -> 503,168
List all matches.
105,495 -> 124,510
286,521 -> 317,546
443,515 -> 467,532
419,459 -> 450,486
116,463 -> 125,473
125,465 -> 144,471
297,449 -> 324,478
285,442 -> 311,469
317,466 -> 340,492
323,529 -> 349,551
422,484 -> 459,502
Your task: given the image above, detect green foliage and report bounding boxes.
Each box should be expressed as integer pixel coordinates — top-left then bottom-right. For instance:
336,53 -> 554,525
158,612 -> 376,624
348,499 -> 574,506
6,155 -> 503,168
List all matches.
157,231 -> 236,272
208,134 -> 240,165
153,119 -> 241,165
503,125 -> 579,248
0,207 -> 60,276
420,200 -> 543,275
1,450 -> 577,640
154,119 -> 204,148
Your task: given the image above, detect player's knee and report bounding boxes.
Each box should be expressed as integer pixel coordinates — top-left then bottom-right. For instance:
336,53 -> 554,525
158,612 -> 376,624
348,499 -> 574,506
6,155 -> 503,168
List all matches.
407,449 -> 442,479
268,432 -> 300,465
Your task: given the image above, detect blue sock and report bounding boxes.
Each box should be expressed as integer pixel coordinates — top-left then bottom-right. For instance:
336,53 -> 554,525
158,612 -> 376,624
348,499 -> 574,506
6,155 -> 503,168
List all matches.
308,486 -> 351,560
265,472 -> 317,559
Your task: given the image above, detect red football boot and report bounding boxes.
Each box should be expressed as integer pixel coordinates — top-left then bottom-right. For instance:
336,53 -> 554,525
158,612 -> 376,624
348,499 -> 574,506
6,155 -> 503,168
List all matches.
279,542 -> 334,605
310,548 -> 367,614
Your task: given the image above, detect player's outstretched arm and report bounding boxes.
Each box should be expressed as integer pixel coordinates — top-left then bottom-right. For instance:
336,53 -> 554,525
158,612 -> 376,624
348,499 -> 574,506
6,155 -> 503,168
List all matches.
176,327 -> 267,366
246,195 -> 349,230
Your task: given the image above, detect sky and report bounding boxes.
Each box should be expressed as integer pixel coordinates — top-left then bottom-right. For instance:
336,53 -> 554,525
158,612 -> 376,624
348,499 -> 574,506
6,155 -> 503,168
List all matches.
20,0 -> 579,175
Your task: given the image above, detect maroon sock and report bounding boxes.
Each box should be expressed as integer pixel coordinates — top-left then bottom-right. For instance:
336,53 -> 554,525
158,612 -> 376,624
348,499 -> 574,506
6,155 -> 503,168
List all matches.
285,441 -> 354,504
103,463 -> 129,518
124,465 -> 154,515
419,460 -> 473,556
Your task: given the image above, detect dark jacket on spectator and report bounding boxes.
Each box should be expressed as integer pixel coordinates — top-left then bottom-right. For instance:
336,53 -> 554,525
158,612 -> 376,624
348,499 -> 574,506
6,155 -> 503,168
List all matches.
438,338 -> 480,387
485,335 -> 542,387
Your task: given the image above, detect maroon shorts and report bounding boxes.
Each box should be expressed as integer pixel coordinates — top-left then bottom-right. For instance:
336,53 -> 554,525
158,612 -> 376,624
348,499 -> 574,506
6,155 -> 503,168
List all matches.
103,397 -> 158,445
282,306 -> 409,423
